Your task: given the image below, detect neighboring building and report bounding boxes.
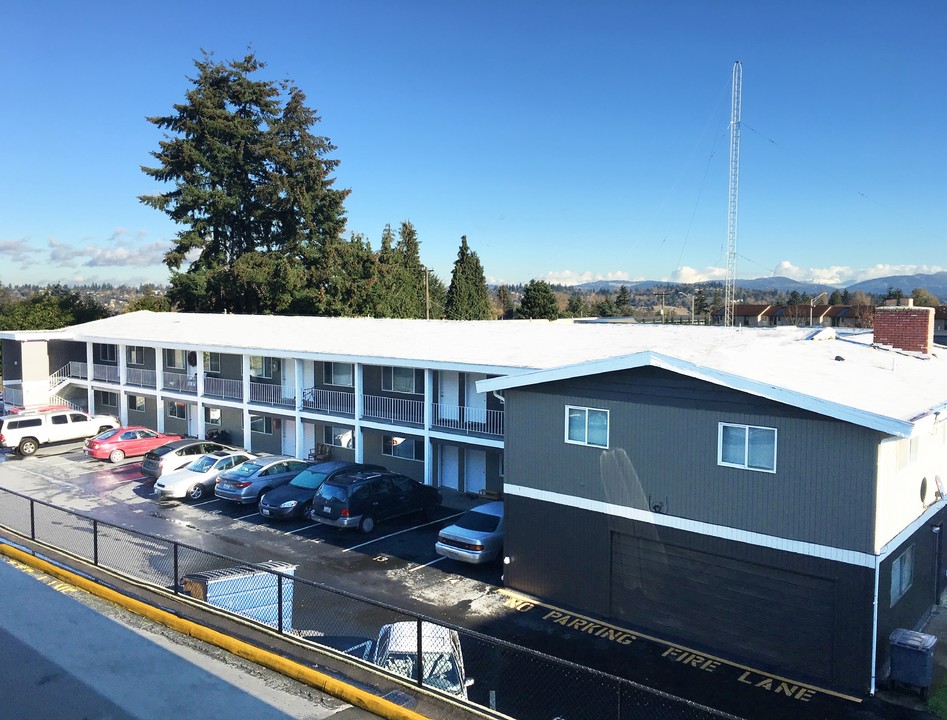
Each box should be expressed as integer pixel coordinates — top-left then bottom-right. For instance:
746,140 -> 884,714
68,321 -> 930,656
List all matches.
2,305 -> 947,697
712,303 -> 869,328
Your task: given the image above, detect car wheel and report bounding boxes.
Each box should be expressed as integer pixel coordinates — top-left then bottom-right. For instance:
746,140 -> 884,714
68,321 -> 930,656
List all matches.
358,515 -> 376,534
109,449 -> 125,463
187,484 -> 204,501
17,438 -> 39,456
299,501 -> 312,519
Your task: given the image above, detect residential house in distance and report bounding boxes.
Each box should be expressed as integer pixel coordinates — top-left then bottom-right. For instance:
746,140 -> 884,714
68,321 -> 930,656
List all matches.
2,301 -> 946,698
712,303 -> 869,327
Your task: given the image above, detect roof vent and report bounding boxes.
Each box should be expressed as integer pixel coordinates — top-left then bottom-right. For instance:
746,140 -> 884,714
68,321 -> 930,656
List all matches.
873,298 -> 935,355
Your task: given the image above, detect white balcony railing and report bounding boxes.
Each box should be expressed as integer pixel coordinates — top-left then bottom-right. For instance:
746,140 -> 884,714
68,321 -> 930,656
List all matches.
432,403 -> 504,437
249,381 -> 295,406
126,367 -> 157,388
2,385 -> 23,408
204,376 -> 243,401
362,394 -> 424,426
301,387 -> 356,416
162,372 -> 196,393
92,363 -> 120,384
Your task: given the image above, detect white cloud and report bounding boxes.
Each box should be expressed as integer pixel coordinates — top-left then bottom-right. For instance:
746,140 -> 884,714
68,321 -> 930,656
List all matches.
770,261 -> 946,286
670,266 -> 729,284
0,238 -> 37,267
539,270 -> 639,287
48,229 -> 168,269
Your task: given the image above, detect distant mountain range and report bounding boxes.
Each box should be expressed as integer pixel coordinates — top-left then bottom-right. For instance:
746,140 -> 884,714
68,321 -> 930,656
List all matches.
576,271 -> 947,299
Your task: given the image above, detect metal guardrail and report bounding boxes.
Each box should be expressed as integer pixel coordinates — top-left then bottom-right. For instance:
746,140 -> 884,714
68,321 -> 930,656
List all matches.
0,486 -> 742,720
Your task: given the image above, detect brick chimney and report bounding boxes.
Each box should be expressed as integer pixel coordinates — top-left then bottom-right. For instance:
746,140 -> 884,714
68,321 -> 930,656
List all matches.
873,298 -> 935,354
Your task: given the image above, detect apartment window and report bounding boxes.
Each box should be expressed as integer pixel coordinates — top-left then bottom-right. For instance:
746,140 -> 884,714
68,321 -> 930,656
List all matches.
891,544 -> 915,606
324,362 -> 354,387
718,423 -> 777,473
205,407 -> 221,426
127,395 -> 145,413
127,346 -> 145,366
383,435 -> 424,461
250,414 -> 273,434
250,356 -> 276,379
382,367 -> 422,394
168,401 -> 187,419
98,344 -> 116,363
203,352 -> 221,374
565,406 -> 609,448
165,349 -> 185,369
323,424 -> 354,448
96,391 -> 117,408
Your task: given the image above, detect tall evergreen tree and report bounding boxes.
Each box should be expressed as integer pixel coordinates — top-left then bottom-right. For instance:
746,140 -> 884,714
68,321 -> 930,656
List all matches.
445,236 -> 491,320
615,285 -> 631,315
140,52 -> 348,314
518,280 -> 559,320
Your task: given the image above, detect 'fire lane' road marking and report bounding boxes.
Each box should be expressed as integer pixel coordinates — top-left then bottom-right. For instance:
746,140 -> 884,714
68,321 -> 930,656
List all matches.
495,588 -> 860,705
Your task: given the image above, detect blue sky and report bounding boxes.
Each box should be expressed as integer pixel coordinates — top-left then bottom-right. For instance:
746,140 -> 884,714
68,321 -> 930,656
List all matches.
1,1 -> 944,289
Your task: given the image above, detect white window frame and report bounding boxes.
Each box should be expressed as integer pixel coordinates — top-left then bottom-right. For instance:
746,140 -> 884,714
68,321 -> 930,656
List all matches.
717,422 -> 777,473
127,395 -> 145,413
167,400 -> 187,420
383,435 -> 424,462
98,344 -> 117,363
165,349 -> 185,370
127,346 -> 145,366
564,405 -> 609,448
324,362 -> 354,388
382,366 -> 420,394
250,356 -> 275,379
205,407 -> 221,426
890,544 -> 915,606
97,391 -> 117,408
323,424 -> 355,448
203,352 -> 221,374
250,414 -> 273,435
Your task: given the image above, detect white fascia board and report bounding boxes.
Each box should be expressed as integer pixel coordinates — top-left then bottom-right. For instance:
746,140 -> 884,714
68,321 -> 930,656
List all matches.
0,329 -> 71,342
477,351 -> 916,438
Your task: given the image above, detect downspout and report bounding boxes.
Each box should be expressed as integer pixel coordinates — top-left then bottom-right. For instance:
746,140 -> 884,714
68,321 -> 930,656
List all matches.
492,390 -> 505,404
870,552 -> 881,696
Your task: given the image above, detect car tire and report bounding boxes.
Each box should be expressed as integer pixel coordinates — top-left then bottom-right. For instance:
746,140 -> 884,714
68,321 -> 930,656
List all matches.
187,484 -> 205,501
358,515 -> 376,534
257,487 -> 271,504
109,449 -> 125,463
17,438 -> 39,456
299,501 -> 312,519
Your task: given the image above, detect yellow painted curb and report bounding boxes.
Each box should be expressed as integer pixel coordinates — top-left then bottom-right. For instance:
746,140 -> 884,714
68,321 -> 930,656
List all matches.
0,542 -> 431,720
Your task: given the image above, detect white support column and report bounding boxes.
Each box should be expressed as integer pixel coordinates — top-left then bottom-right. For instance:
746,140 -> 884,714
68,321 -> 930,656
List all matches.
117,344 -> 128,426
423,368 -> 433,487
85,343 -> 94,412
196,353 -> 205,441
353,363 -> 364,463
155,347 -> 164,433
242,355 -> 252,450
294,358 -> 304,458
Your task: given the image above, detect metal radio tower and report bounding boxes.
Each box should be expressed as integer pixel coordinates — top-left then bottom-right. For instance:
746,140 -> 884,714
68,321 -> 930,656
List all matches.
723,60 -> 742,328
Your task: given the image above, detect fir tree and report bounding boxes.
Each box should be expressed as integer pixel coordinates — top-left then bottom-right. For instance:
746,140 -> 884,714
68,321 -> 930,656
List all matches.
445,236 -> 491,320
518,280 -> 559,320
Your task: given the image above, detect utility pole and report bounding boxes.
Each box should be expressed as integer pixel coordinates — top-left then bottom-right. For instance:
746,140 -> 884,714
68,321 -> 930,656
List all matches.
724,61 -> 742,328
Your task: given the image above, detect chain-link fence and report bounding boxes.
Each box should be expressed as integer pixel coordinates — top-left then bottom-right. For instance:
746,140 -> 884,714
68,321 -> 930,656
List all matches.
0,487 -> 742,720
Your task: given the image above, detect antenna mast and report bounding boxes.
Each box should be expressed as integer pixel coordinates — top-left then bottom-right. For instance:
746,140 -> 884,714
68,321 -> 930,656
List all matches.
724,60 -> 742,328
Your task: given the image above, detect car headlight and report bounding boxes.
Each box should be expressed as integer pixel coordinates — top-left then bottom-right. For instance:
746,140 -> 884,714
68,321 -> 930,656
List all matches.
280,500 -> 298,509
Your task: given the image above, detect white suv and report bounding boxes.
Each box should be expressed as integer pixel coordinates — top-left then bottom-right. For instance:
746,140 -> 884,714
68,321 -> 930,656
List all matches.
0,409 -> 120,456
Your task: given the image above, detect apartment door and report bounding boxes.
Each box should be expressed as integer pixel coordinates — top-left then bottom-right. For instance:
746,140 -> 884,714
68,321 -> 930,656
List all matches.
464,449 -> 486,494
439,445 -> 459,490
438,371 -> 460,423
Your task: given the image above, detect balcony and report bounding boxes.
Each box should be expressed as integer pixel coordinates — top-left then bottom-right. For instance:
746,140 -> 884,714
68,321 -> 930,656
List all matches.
2,385 -> 23,408
204,376 -> 243,401
249,381 -> 295,407
362,394 -> 423,426
432,403 -> 504,438
91,364 -> 120,384
162,372 -> 196,394
126,368 -> 157,389
302,387 -> 356,417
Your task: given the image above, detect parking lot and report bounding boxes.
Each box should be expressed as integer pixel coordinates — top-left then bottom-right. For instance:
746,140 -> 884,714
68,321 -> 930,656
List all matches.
0,442 -> 923,720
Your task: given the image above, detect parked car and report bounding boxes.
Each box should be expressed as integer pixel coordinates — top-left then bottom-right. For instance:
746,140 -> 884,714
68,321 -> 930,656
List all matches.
373,621 -> 473,699
214,455 -> 311,505
0,409 -> 120,456
142,438 -> 235,479
435,501 -> 504,564
83,427 -> 183,463
259,460 -> 386,521
309,471 -> 441,533
154,450 -> 255,501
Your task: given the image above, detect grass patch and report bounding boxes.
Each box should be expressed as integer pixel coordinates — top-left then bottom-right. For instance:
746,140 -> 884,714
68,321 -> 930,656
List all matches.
927,681 -> 947,718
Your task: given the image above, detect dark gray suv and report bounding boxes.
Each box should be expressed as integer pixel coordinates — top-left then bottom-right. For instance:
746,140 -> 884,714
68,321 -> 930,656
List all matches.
309,471 -> 441,533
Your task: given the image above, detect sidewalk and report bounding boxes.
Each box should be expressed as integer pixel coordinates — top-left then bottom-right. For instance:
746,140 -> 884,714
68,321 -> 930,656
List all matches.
0,556 -> 377,720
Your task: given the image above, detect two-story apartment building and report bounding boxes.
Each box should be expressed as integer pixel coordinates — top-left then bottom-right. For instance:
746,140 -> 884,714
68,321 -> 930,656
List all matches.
2,305 -> 946,697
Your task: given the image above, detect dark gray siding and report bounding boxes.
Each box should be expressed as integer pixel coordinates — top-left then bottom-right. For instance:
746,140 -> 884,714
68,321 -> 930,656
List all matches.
125,393 -> 158,426
48,340 -> 85,373
2,339 -> 22,380
362,430 -> 423,481
504,494 -> 874,694
506,367 -> 880,552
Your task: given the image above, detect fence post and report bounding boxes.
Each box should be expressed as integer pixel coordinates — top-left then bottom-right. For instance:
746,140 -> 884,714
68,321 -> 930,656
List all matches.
92,519 -> 98,565
277,573 -> 284,634
29,499 -> 35,541
173,542 -> 179,595
416,617 -> 424,688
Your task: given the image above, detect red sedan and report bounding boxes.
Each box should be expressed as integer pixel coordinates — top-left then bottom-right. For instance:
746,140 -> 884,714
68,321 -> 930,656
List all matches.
84,426 -> 183,463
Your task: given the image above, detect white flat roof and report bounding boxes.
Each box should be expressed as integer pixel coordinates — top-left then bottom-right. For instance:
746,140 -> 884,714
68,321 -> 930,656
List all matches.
4,312 -> 946,437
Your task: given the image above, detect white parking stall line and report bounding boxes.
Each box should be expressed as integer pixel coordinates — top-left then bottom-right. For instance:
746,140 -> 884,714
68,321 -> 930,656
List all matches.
285,523 -> 321,535
342,512 -> 463,553
235,511 -> 260,520
193,498 -> 221,507
409,557 -> 446,572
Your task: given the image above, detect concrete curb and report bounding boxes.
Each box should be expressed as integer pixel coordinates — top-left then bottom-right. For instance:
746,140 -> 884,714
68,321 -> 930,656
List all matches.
0,541 -> 432,720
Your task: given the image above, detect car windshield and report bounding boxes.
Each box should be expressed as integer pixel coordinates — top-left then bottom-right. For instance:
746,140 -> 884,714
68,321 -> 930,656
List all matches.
151,445 -> 175,457
187,455 -> 217,472
315,483 -> 347,502
382,652 -> 461,693
455,510 -> 500,533
290,468 -> 331,489
94,429 -> 120,441
230,461 -> 263,478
